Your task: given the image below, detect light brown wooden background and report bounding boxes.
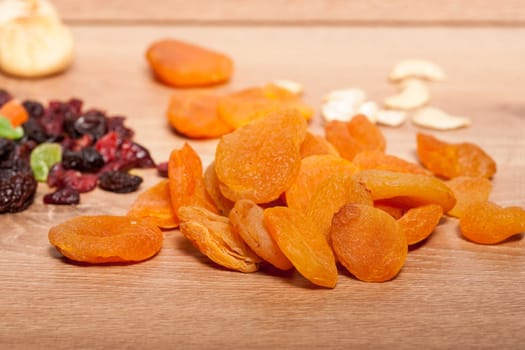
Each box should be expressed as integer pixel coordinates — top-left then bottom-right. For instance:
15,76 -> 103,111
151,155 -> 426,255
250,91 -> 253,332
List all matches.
1,1 -> 524,349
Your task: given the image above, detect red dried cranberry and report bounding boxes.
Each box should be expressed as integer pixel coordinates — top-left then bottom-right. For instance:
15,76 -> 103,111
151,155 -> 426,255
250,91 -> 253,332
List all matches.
47,163 -> 98,193
99,170 -> 142,193
0,168 -> 37,213
107,116 -> 134,140
62,147 -> 104,173
119,140 -> 156,168
43,187 -> 80,205
22,100 -> 45,119
95,131 -> 120,162
157,161 -> 168,178
74,110 -> 107,140
22,118 -> 48,143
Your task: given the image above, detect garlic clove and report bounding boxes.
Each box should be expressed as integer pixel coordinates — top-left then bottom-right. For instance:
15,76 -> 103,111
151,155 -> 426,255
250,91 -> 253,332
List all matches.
389,59 -> 446,82
384,79 -> 430,110
412,107 -> 471,130
376,110 -> 407,127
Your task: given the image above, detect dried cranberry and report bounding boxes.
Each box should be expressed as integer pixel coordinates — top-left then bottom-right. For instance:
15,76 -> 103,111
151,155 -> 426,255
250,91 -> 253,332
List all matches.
73,110 -> 107,140
119,140 -> 156,168
0,168 -> 37,213
95,131 -> 120,162
67,98 -> 83,116
22,118 -> 48,143
41,101 -> 70,137
99,170 -> 142,193
43,187 -> 80,205
0,138 -> 15,161
62,147 -> 104,172
157,161 -> 169,178
107,116 -> 134,140
22,100 -> 45,119
14,141 -> 37,163
0,89 -> 12,108
47,163 -> 98,193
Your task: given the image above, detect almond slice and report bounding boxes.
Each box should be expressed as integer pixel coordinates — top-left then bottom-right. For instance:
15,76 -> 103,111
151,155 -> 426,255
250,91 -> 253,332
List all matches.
357,101 -> 378,123
376,110 -> 407,127
412,107 -> 471,130
384,79 -> 430,110
389,59 -> 446,82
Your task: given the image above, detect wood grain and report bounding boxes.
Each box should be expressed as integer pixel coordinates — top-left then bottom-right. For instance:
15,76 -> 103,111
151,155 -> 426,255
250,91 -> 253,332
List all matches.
52,0 -> 525,25
1,25 -> 524,349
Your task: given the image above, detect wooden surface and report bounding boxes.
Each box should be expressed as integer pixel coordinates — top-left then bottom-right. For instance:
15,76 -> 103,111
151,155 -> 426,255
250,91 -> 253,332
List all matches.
1,22 -> 525,350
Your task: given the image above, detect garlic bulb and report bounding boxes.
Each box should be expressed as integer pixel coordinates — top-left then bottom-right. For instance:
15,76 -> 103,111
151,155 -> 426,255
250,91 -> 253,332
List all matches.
0,0 -> 74,78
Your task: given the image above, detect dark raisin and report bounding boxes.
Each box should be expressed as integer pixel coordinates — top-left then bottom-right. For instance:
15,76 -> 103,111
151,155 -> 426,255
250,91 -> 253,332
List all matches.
157,161 -> 168,178
98,170 -> 142,193
0,138 -> 16,161
22,118 -> 48,143
43,187 -> 80,205
62,147 -> 104,172
0,89 -> 12,108
22,100 -> 45,119
61,150 -> 83,170
0,169 -> 37,213
74,110 -> 107,140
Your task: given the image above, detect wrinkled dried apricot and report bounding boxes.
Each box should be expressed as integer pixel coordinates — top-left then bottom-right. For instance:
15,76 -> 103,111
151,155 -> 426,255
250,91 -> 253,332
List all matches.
127,179 -> 178,229
417,133 -> 496,179
355,169 -> 456,212
398,204 -> 443,245
166,92 -> 233,139
48,216 -> 163,264
264,206 -> 337,288
215,111 -> 307,203
203,162 -> 235,216
353,150 -> 430,175
325,114 -> 386,161
285,154 -> 359,212
168,143 -> 218,219
330,203 -> 407,282
178,206 -> 260,272
229,199 -> 293,270
445,176 -> 492,218
300,132 -> 339,158
306,173 -> 373,240
374,200 -> 406,219
459,201 -> 525,244
217,84 -> 314,128
146,39 -> 233,87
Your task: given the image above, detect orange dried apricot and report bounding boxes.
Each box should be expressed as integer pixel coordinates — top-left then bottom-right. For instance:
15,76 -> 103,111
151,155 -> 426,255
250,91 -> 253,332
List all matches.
300,131 -> 339,158
203,162 -> 235,216
217,84 -> 314,128
145,39 -> 233,87
48,216 -> 163,264
417,133 -> 496,179
168,142 -> 218,219
0,99 -> 29,127
398,204 -> 443,245
285,154 -> 359,212
166,92 -> 233,139
127,179 -> 178,229
330,203 -> 407,282
178,206 -> 260,272
353,150 -> 430,175
355,169 -> 456,212
325,115 -> 386,161
215,111 -> 307,203
306,173 -> 373,240
374,200 -> 406,220
459,201 -> 525,244
229,199 -> 293,270
445,176 -> 492,218
264,206 -> 338,288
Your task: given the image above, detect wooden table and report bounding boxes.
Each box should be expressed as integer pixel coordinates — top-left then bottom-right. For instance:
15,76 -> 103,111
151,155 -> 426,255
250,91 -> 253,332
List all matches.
1,2 -> 524,348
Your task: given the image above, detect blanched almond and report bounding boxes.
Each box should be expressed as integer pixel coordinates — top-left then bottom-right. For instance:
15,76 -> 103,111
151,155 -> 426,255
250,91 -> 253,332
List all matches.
389,59 -> 446,82
412,107 -> 471,130
384,79 -> 430,110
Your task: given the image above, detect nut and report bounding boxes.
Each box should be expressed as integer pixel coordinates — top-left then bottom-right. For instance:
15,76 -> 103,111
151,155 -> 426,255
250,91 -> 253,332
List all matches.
357,101 -> 378,123
322,88 -> 366,105
412,107 -> 471,130
376,110 -> 407,127
271,79 -> 304,95
321,99 -> 358,123
389,59 -> 446,82
384,79 -> 430,110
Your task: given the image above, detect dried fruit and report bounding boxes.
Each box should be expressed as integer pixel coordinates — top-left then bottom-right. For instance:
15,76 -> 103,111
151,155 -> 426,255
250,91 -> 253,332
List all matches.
0,99 -> 29,127
29,142 -> 62,182
166,92 -> 232,139
47,163 -> 98,193
270,79 -> 304,95
178,206 -> 260,272
0,167 -> 37,213
128,179 -> 178,229
384,79 -> 430,110
299,131 -> 339,158
398,204 -> 443,245
203,162 -> 234,216
285,154 -> 358,212
43,186 -> 80,205
412,107 -> 471,130
459,202 -> 525,244
445,176 -> 492,218
330,203 -> 407,282
355,169 -> 456,212
325,114 -> 386,161
374,200 -> 405,219
0,115 -> 24,139
353,150 -> 430,175
229,199 -> 292,270
389,59 -> 446,82
98,170 -> 143,193
62,147 -> 104,172
146,39 -> 233,87
217,84 -> 314,129
264,206 -> 337,288
48,215 -> 163,263
417,133 -> 497,179
215,111 -> 307,203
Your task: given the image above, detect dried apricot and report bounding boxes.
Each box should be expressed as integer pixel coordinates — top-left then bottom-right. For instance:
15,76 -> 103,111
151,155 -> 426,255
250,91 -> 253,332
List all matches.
417,133 -> 496,179
168,142 -> 218,219
127,179 -> 178,229
325,115 -> 386,161
306,173 -> 373,240
48,216 -> 163,264
145,39 -> 233,87
398,204 -> 443,245
203,162 -> 235,216
285,154 -> 359,212
353,150 -> 430,175
229,199 -> 293,270
166,92 -> 233,139
217,84 -> 314,128
330,203 -> 407,282
264,206 -> 337,288
459,201 -> 525,244
355,169 -> 456,212
178,206 -> 260,272
445,176 -> 492,218
300,131 -> 339,158
374,200 -> 406,219
215,111 -> 307,203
